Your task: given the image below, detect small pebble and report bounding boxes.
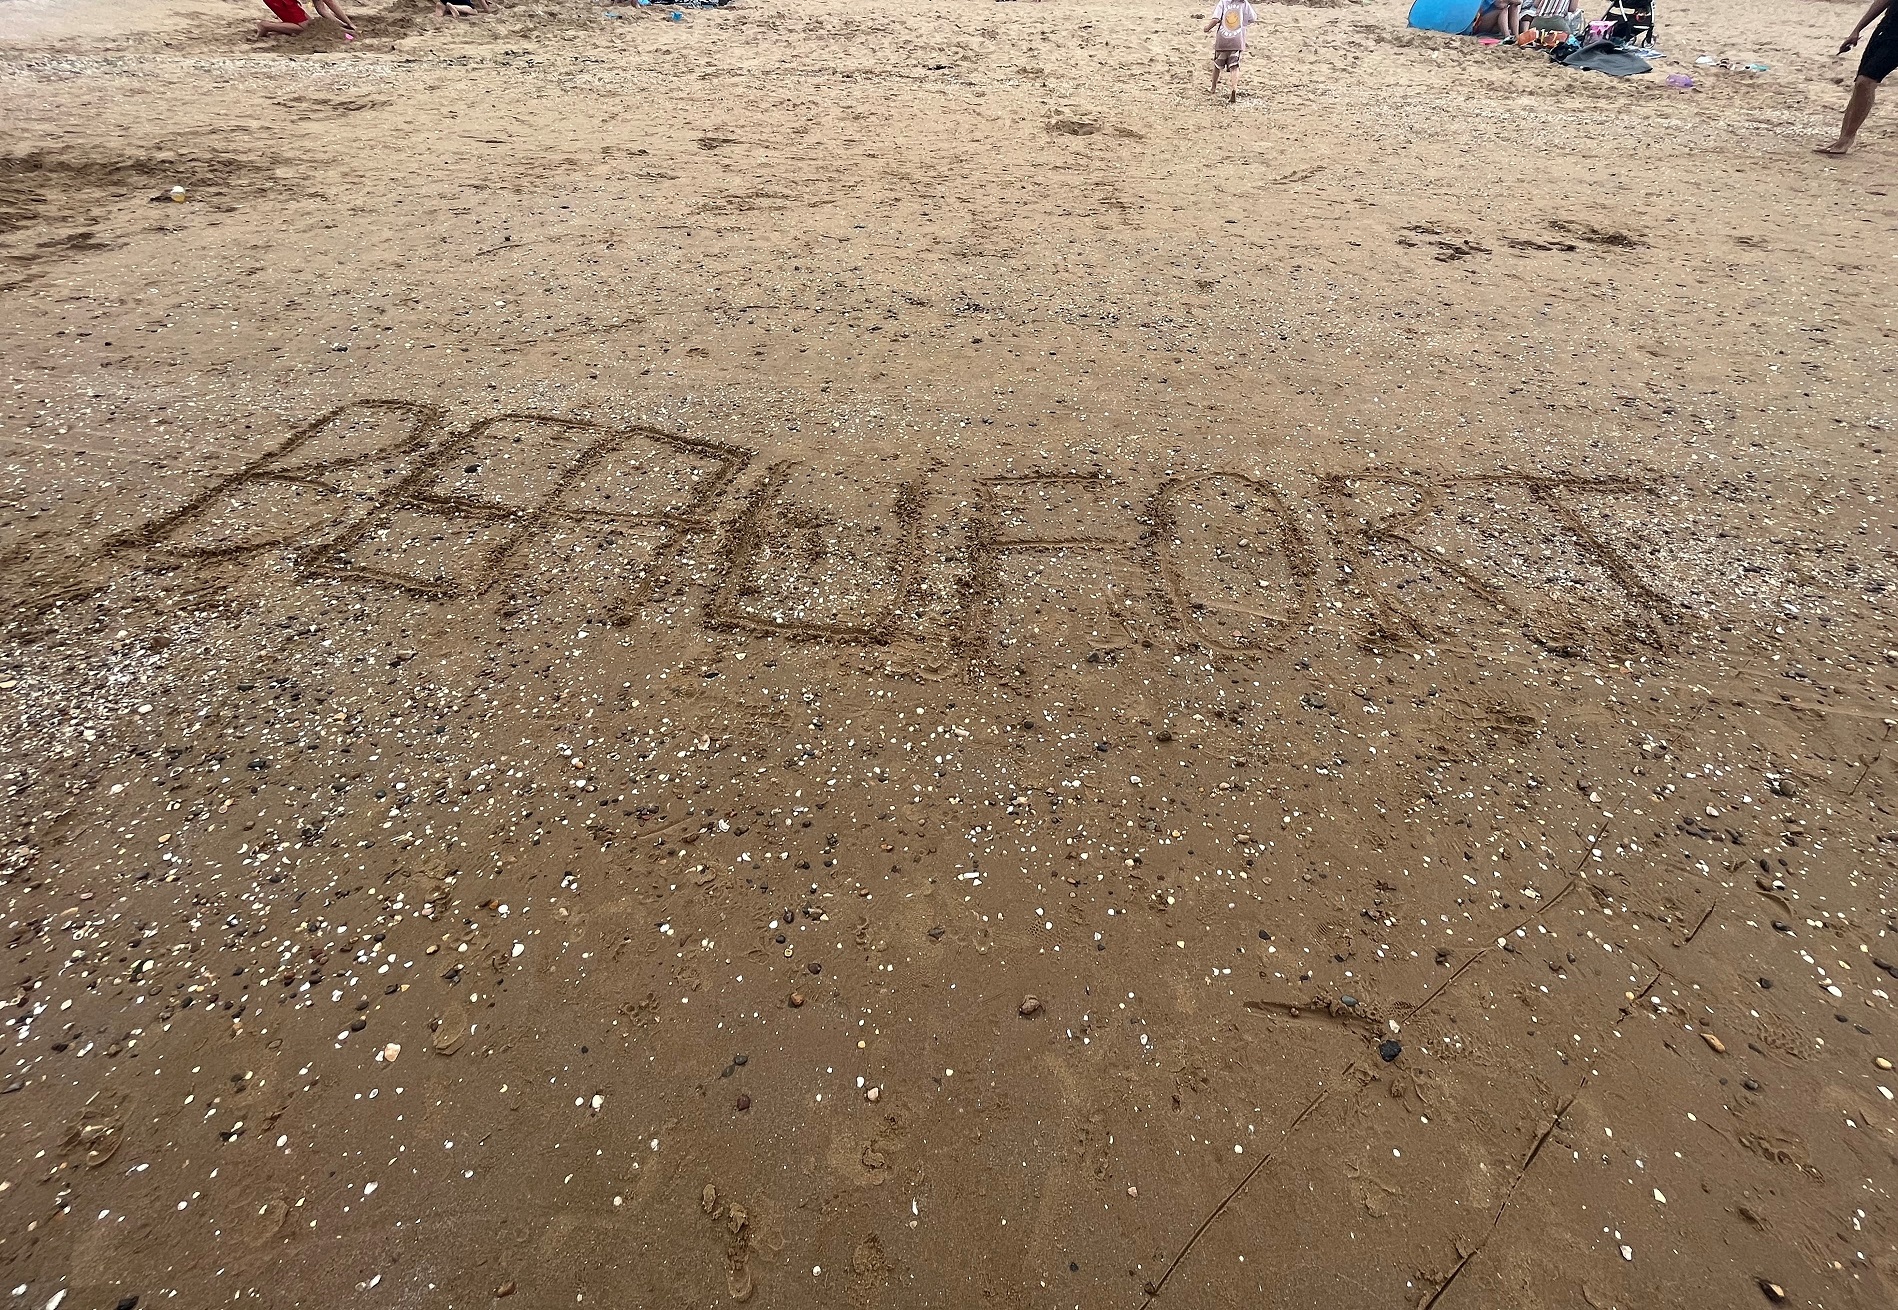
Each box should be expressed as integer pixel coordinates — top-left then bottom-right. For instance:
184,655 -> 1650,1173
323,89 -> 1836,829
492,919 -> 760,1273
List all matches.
1126,1185 -> 1137,1198
806,961 -> 822,975
1378,1040 -> 1401,1063
1702,1032 -> 1726,1054
1758,1280 -> 1786,1303
734,1053 -> 748,1066
736,1094 -> 750,1112
789,992 -> 805,1008
1876,1057 -> 1893,1071
495,1282 -> 516,1299
1340,995 -> 1358,1008
866,1086 -> 880,1102
1019,996 -> 1042,1018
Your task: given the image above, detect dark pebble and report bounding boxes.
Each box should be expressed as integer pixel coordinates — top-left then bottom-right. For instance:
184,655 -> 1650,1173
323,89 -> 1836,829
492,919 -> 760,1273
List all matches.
1379,1040 -> 1402,1063
1837,1014 -> 1849,1023
734,1054 -> 748,1066
1771,920 -> 1792,933
1069,1262 -> 1079,1272
1758,978 -> 1773,989
1340,995 -> 1358,1008
775,934 -> 786,944
736,1094 -> 750,1112
116,1299 -> 140,1310
1743,1078 -> 1761,1091
354,1000 -> 370,1012
720,1064 -> 734,1079
928,926 -> 945,940
1854,1024 -> 1871,1035
349,1018 -> 366,1032
1258,929 -> 1272,940
1155,731 -> 1173,742
807,961 -> 822,975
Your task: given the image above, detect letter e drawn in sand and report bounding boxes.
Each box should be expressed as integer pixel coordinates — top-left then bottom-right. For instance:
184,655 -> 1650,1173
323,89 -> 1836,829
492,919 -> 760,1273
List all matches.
301,413 -> 751,606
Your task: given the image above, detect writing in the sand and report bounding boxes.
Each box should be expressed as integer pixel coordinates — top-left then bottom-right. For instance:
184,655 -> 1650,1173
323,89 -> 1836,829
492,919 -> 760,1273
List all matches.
114,400 -> 1682,662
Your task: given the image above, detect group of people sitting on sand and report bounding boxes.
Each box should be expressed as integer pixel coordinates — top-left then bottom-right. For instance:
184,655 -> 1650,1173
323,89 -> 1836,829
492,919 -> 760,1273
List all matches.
1471,0 -> 1583,42
256,0 -> 498,38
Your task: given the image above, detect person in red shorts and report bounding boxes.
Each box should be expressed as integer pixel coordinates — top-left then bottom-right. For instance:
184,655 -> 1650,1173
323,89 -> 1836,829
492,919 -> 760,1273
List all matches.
256,0 -> 356,38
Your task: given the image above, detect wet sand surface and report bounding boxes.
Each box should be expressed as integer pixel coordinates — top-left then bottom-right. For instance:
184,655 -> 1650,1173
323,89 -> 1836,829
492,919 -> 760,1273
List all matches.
1,0 -> 1896,1305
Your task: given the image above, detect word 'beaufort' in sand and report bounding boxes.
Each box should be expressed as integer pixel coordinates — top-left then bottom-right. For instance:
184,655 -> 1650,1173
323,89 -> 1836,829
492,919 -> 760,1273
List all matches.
110,401 -> 1695,660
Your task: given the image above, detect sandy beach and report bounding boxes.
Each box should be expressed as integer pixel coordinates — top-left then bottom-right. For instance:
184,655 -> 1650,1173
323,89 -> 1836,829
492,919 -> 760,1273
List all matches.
0,0 -> 1894,1305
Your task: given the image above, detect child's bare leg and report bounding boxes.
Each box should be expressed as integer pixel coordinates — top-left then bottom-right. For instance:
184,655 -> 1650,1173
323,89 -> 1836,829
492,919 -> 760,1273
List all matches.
1229,66 -> 1241,101
315,0 -> 356,29
256,18 -> 309,35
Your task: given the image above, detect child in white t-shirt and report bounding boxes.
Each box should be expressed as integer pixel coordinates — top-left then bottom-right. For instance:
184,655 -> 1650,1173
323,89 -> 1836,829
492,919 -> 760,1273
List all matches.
1204,0 -> 1258,101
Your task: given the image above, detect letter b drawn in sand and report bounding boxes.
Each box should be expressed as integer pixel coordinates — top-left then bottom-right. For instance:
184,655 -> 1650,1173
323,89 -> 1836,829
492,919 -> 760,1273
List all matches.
110,400 -> 444,561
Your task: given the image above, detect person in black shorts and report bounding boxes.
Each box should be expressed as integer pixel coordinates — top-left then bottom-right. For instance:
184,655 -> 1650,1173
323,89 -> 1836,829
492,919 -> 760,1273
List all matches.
1818,0 -> 1895,154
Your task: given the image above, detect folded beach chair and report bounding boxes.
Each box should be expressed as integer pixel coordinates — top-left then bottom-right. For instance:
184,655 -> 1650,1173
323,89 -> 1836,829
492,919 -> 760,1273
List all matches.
1529,0 -> 1585,35
1601,0 -> 1653,45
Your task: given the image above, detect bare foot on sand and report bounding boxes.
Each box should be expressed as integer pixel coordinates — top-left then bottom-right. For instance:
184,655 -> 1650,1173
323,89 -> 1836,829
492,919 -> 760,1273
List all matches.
1813,139 -> 1853,155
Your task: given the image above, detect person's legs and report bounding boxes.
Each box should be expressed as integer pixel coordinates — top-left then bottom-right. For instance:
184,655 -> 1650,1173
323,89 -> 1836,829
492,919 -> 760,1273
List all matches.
1228,58 -> 1241,102
256,18 -> 309,35
314,0 -> 355,29
1506,2 -> 1523,37
1816,75 -> 1878,153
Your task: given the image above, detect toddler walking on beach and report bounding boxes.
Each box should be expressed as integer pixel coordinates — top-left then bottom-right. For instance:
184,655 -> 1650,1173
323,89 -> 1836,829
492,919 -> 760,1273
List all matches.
1205,0 -> 1257,102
